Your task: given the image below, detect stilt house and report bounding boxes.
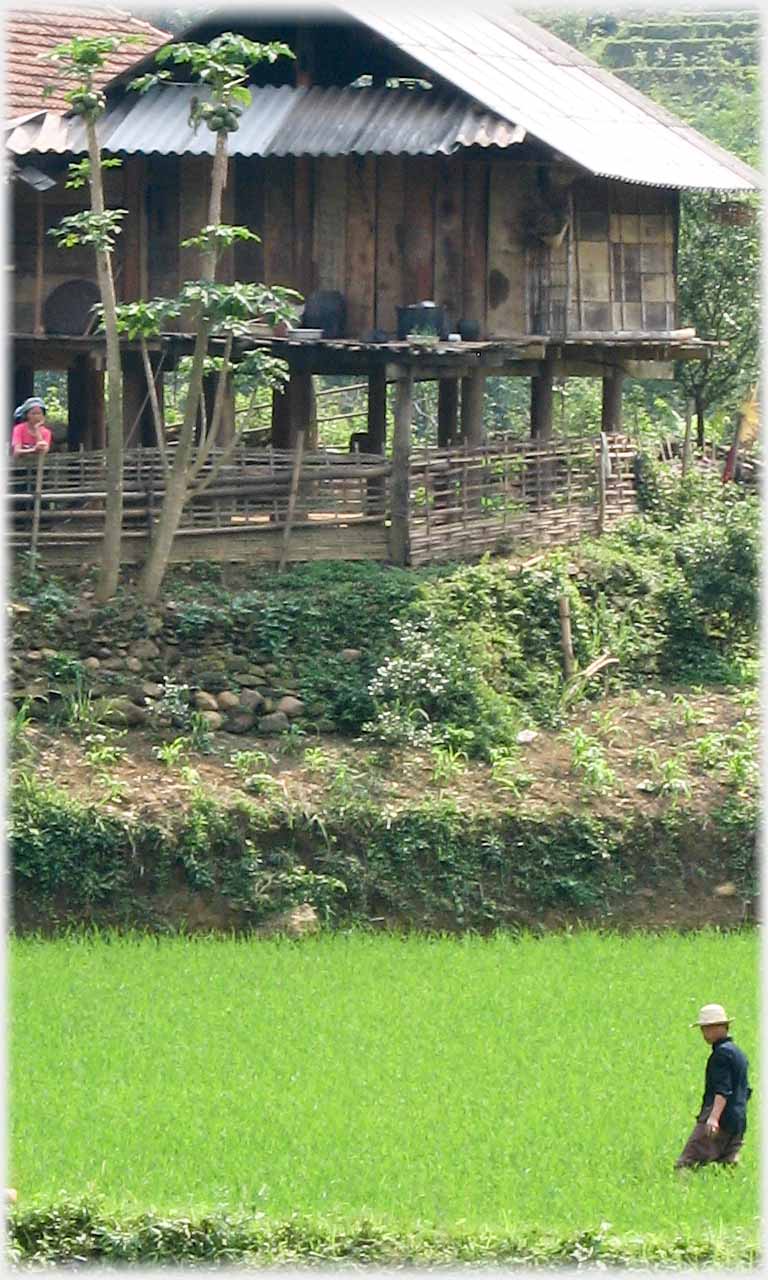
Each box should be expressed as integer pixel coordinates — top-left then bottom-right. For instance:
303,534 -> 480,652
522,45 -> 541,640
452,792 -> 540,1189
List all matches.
6,4 -> 760,566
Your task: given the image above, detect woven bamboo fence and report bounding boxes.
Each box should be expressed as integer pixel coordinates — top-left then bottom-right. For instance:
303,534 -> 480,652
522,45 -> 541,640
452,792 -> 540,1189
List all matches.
8,434 -> 638,567
9,445 -> 391,565
407,434 -> 637,565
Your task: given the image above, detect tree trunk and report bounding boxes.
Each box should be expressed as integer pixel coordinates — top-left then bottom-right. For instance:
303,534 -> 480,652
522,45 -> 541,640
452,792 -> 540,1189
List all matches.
87,119 -> 124,602
138,130 -> 229,603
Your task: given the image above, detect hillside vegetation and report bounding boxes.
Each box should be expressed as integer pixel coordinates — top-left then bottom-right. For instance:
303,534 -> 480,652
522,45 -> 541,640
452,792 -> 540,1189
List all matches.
10,469 -> 758,933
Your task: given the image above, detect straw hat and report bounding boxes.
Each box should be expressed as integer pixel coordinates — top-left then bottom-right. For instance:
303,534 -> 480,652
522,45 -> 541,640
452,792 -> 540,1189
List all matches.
690,1003 -> 732,1027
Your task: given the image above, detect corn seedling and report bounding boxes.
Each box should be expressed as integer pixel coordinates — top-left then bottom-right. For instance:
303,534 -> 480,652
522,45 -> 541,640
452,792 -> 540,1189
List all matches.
243,773 -> 284,799
655,755 -> 692,799
152,736 -> 191,768
229,749 -> 271,778
9,701 -> 34,759
275,723 -> 308,756
83,731 -> 126,770
566,728 -> 617,793
431,744 -> 469,785
670,693 -> 706,728
693,732 -> 730,771
303,746 -> 331,773
490,751 -> 534,797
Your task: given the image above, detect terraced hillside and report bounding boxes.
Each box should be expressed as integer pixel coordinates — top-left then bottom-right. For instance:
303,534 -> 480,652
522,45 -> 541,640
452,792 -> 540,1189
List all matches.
525,6 -> 759,161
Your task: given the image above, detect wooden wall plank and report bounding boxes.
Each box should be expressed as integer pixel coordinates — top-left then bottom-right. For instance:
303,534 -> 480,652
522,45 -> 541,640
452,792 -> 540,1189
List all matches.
462,154 -> 489,334
179,155 -> 211,285
433,152 -> 464,332
293,155 -> 314,301
233,156 -> 265,283
375,154 -> 404,335
345,154 -> 377,337
486,157 -> 527,336
145,155 -> 179,301
402,155 -> 435,303
263,157 -> 295,288
120,155 -> 144,302
313,155 -> 347,291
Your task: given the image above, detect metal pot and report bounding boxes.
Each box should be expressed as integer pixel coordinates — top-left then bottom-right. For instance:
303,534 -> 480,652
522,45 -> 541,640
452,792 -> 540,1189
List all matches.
396,301 -> 448,340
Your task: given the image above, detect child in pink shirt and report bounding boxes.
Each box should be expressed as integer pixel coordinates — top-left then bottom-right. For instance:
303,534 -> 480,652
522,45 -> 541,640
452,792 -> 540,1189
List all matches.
11,398 -> 52,455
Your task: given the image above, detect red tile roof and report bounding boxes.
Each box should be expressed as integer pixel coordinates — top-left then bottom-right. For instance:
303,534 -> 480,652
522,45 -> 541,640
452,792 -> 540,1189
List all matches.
5,5 -> 169,118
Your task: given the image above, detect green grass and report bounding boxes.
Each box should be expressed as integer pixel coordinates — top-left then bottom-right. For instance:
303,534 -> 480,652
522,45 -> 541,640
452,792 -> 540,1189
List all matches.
10,930 -> 758,1249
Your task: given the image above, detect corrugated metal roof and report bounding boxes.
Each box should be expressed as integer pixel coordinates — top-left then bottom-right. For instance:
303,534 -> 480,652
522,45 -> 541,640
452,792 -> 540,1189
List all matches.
5,83 -> 525,157
343,5 -> 759,189
6,3 -> 760,190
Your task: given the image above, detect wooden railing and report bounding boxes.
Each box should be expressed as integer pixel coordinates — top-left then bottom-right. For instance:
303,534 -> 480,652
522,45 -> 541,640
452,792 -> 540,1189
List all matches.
9,445 -> 392,565
8,434 -> 638,568
407,434 -> 637,565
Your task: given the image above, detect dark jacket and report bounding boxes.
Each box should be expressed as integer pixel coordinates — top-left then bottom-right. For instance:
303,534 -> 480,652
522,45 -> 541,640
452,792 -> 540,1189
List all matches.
700,1036 -> 752,1135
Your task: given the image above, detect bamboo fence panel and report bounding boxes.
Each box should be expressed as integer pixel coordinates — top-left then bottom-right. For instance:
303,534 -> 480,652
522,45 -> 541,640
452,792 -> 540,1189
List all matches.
8,434 -> 639,568
408,433 -> 637,565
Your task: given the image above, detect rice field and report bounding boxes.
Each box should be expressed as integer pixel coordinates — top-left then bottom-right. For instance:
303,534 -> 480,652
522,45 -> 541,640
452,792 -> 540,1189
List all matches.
9,929 -> 758,1248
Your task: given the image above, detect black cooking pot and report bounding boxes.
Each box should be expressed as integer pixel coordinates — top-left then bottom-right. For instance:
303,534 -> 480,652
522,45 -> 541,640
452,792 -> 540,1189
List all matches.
396,301 -> 448,340
302,290 -> 346,338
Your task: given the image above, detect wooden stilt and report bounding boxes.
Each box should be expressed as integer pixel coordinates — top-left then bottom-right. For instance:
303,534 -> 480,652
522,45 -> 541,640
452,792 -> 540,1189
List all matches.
460,369 -> 486,444
531,358 -> 554,439
271,381 -> 291,449
438,377 -> 459,447
288,371 -> 315,449
389,370 -> 413,566
67,355 -> 104,450
367,366 -> 387,453
601,368 -> 624,434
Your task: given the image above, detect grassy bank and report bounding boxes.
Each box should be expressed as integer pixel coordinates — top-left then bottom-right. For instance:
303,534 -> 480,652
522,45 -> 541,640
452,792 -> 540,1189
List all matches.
9,930 -> 759,1263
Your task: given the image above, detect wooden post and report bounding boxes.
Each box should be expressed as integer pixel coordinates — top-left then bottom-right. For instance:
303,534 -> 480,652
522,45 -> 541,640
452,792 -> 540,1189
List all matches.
278,428 -> 305,572
367,366 -> 387,453
601,368 -> 624,434
558,594 -> 576,680
531,357 -> 554,439
388,370 -> 413,566
14,366 -> 35,416
29,451 -> 46,572
596,432 -> 607,535
460,369 -> 486,444
271,382 -> 291,449
438,377 -> 459,447
67,355 -> 105,450
289,372 -> 315,450
681,398 -> 694,478
34,194 -> 45,335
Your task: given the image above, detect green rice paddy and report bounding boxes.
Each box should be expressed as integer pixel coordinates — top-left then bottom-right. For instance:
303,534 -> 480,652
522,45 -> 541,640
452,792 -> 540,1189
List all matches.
9,929 -> 758,1253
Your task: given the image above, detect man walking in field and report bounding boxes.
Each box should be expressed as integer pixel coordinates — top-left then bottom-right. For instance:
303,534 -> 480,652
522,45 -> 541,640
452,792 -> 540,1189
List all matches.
675,1003 -> 751,1170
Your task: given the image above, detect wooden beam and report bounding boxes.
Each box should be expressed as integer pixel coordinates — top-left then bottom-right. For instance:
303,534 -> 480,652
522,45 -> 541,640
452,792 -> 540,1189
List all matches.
601,368 -> 624,434
388,371 -> 413,566
438,377 -> 459,447
367,366 -> 387,453
460,369 -> 486,445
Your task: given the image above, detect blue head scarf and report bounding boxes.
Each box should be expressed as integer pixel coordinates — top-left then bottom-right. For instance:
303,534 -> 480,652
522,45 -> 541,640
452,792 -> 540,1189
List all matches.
13,397 -> 46,422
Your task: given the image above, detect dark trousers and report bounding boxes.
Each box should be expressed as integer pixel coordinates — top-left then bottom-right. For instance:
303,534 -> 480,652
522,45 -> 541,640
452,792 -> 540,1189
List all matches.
676,1111 -> 744,1168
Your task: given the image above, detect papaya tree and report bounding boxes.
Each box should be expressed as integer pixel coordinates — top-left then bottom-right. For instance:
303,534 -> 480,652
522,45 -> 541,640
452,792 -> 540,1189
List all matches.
126,33 -> 298,603
44,35 -> 143,601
